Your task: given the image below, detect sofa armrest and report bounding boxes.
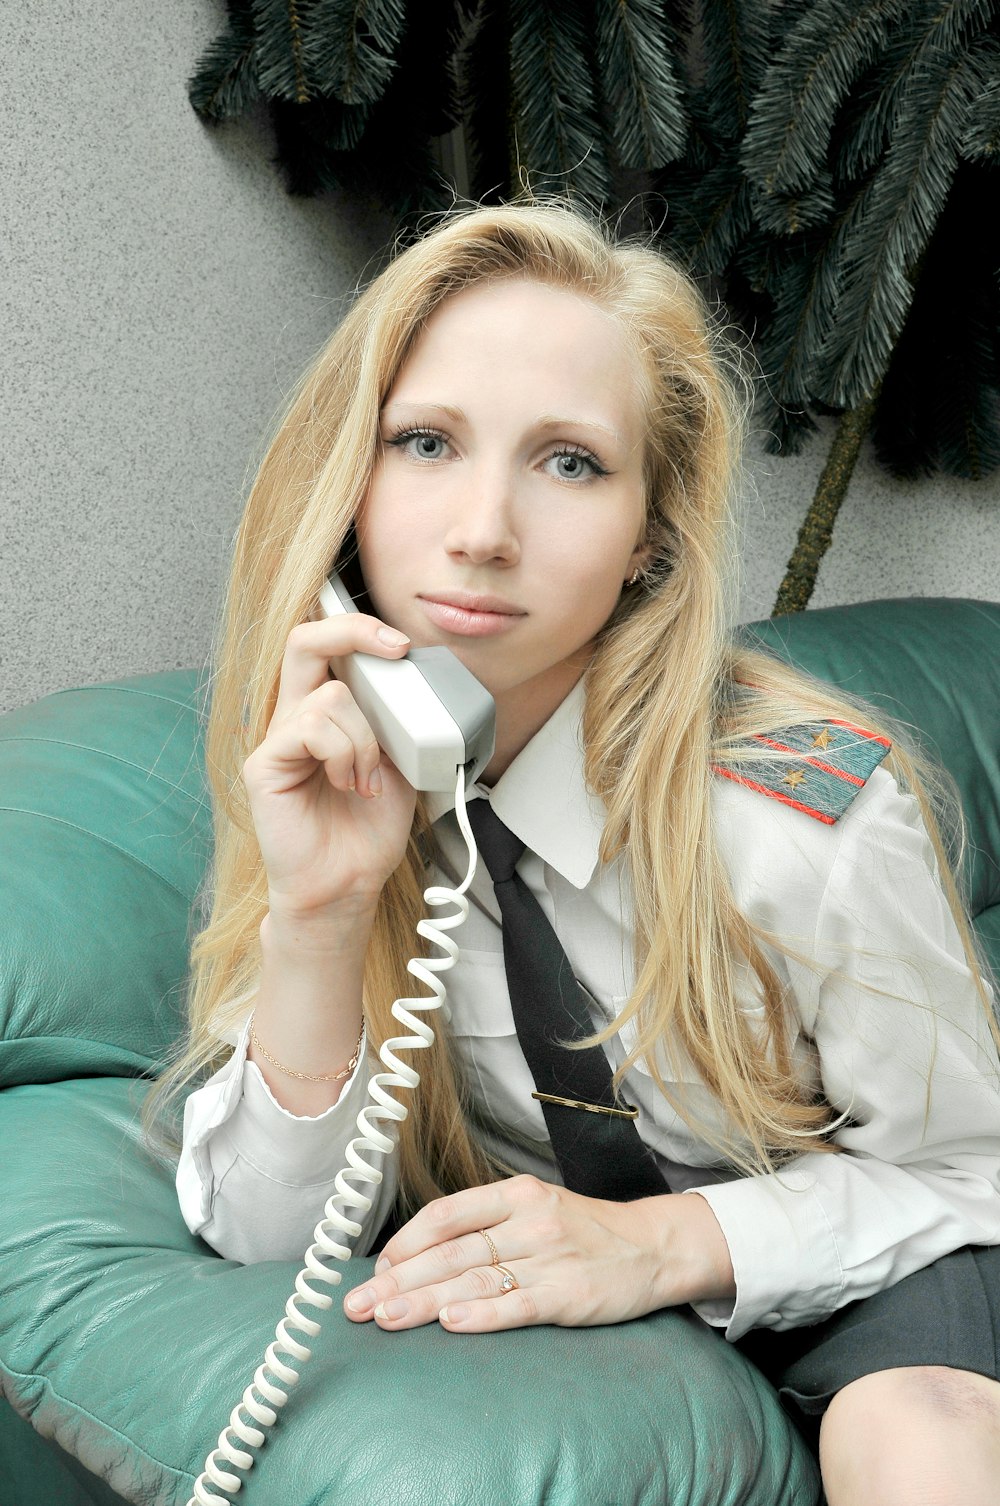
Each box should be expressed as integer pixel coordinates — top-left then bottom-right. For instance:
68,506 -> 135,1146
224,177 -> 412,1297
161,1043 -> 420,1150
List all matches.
0,671 -> 212,1087
0,1077 -> 820,1506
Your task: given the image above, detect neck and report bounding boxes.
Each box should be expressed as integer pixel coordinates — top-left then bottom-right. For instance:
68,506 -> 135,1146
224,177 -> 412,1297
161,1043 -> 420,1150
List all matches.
479,652 -> 591,786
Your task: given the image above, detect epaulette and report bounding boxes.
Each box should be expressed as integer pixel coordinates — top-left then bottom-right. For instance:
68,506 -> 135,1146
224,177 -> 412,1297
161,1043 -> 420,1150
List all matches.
711,718 -> 892,825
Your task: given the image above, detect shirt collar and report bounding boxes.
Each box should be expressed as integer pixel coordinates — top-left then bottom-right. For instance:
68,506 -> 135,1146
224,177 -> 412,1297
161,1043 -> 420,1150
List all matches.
424,677 -> 607,889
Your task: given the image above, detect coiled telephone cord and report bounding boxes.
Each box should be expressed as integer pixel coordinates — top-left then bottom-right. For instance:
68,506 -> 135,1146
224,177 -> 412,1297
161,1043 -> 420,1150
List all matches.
188,768 -> 478,1505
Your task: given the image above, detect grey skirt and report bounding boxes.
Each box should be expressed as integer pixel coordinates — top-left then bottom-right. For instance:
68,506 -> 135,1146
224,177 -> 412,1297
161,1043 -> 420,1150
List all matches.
732,1242 -> 1000,1452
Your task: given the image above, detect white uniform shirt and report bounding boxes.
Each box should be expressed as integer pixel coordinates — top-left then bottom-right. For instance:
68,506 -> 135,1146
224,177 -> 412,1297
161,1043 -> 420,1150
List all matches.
176,680 -> 1000,1341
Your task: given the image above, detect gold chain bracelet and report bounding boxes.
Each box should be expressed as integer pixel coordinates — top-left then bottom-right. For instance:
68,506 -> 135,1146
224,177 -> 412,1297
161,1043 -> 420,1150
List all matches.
249,1015 -> 365,1082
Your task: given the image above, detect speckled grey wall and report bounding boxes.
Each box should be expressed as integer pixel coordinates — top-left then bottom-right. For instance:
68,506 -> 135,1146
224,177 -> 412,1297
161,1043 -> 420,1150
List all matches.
737,418 -> 1000,625
0,1 -> 395,716
2,6 -> 998,717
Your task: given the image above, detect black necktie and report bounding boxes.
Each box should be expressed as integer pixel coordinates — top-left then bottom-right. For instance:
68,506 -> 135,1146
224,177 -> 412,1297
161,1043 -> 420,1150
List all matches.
466,798 -> 669,1201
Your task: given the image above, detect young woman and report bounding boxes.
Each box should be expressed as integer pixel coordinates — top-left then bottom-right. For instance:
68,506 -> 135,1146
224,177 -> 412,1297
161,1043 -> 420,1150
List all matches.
147,197 -> 1000,1503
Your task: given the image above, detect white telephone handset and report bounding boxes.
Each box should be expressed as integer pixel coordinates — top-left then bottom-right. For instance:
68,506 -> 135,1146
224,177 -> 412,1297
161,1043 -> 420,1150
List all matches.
315,571 -> 496,791
187,573 -> 494,1506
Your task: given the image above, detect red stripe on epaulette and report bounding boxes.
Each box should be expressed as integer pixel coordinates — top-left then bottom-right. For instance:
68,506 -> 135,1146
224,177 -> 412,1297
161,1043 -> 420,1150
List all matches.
710,764 -> 837,824
828,717 -> 892,747
751,734 -> 865,787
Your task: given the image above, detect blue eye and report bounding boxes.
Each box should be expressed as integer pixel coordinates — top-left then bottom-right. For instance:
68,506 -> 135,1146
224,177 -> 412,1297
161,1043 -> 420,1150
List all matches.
546,447 -> 609,481
386,426 -> 448,460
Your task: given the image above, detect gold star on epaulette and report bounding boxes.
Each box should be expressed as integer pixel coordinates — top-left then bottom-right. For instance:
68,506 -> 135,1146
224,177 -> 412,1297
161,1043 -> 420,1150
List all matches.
782,769 -> 807,789
811,728 -> 833,749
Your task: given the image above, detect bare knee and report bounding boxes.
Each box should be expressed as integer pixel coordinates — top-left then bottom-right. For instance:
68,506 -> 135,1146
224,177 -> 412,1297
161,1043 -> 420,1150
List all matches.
823,1364 -> 1000,1432
819,1366 -> 1000,1506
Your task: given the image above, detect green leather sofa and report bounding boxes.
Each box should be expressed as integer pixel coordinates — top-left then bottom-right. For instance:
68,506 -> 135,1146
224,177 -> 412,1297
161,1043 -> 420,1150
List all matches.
1,597 -> 998,1506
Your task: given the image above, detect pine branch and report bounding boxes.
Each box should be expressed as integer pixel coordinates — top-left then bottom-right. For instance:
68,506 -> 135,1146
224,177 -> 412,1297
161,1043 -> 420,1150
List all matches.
834,34 -> 924,183
747,238 -> 836,452
838,0 -> 998,181
816,43 -> 988,406
189,1 -> 261,120
699,0 -> 774,143
662,149 -> 754,273
720,242 -> 822,453
312,0 -> 405,105
508,0 -> 611,204
959,35 -> 1000,162
741,0 -> 913,196
591,0 -> 687,170
251,0 -> 323,103
749,170 -> 837,236
747,169 -> 866,401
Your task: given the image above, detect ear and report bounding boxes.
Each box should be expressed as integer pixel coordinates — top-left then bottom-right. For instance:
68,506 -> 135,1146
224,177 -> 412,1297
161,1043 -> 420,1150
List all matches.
624,544 -> 654,584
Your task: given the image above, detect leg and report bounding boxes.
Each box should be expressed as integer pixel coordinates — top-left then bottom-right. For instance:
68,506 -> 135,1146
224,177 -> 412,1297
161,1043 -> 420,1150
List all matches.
819,1366 -> 1000,1506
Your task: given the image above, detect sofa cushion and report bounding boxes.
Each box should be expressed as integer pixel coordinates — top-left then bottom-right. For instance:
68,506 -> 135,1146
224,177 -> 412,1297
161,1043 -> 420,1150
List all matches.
0,1400 -> 127,1506
0,1077 -> 820,1506
0,671 -> 211,1088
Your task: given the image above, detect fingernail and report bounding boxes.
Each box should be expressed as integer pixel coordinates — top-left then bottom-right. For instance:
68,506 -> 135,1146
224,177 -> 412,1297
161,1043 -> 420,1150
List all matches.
376,1298 -> 409,1320
368,766 -> 382,796
345,1287 -> 376,1313
374,1254 -> 390,1273
377,627 -> 410,646
441,1304 -> 470,1324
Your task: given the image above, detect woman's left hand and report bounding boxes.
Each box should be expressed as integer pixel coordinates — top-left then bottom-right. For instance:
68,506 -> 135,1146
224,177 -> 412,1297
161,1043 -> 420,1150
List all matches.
342,1174 -> 734,1333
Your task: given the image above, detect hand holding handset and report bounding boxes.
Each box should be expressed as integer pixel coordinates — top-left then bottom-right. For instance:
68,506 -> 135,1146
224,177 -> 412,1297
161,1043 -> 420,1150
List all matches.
315,572 -> 495,792
188,574 -> 492,1506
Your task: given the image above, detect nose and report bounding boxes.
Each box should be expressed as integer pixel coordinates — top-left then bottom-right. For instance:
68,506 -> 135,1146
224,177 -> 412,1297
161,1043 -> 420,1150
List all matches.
443,466 -> 520,567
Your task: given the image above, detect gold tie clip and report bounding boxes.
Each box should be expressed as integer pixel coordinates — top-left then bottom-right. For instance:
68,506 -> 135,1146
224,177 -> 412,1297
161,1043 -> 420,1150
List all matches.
531,1091 -> 639,1120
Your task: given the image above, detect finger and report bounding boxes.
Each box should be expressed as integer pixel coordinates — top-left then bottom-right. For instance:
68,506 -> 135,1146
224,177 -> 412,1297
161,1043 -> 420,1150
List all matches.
375,1176 -> 553,1268
438,1287 -> 544,1333
345,1261 -> 514,1330
272,615 -> 410,727
344,1228 -> 517,1317
298,679 -> 383,796
247,703 -> 356,795
249,680 -> 384,797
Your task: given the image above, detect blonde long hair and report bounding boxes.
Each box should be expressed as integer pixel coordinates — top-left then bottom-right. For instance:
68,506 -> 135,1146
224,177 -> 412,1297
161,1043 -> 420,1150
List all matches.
142,194 -> 999,1214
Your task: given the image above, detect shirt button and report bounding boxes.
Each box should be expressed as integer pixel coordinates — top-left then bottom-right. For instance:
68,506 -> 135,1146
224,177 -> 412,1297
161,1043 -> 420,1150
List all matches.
764,1311 -> 781,1324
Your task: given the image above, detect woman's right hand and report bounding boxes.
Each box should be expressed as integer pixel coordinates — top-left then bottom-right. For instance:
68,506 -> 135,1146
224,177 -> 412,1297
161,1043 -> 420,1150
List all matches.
240,614 -> 419,923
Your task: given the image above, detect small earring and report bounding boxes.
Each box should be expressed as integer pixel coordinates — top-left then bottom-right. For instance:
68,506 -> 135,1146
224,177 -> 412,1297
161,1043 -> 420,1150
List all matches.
626,568 -> 641,587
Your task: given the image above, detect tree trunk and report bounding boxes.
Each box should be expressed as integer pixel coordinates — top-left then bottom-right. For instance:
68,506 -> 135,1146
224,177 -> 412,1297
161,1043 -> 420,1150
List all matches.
771,384 -> 882,616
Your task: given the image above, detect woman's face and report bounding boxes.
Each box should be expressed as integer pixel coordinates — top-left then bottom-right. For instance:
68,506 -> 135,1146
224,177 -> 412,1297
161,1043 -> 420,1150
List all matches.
357,277 -> 650,756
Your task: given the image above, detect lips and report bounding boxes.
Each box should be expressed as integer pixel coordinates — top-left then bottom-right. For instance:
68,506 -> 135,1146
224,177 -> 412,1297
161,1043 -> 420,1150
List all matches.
417,591 -> 526,637
419,591 -> 525,615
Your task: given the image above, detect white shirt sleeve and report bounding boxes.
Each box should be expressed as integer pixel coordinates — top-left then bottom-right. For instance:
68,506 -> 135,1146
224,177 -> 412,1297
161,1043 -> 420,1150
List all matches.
686,765 -> 1000,1341
176,1013 -> 400,1265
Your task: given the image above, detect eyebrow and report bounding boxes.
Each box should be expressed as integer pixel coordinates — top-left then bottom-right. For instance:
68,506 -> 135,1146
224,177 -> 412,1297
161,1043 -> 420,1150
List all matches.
381,400 -> 466,424
382,401 -> 624,447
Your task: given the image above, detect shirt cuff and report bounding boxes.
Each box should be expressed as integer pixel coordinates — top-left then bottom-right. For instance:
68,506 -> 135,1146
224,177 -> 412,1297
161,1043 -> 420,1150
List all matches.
682,1167 -> 845,1340
227,1032 -> 374,1185
177,1014 -> 254,1232
176,1015 -> 374,1235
